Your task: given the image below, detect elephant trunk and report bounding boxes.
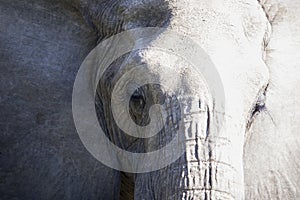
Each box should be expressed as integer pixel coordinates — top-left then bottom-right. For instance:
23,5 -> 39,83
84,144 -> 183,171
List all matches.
134,97 -> 245,199
179,120 -> 244,199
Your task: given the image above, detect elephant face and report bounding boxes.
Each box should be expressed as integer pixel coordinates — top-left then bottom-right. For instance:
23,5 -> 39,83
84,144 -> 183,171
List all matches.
1,0 -> 299,199
90,0 -> 271,198
93,0 -> 300,199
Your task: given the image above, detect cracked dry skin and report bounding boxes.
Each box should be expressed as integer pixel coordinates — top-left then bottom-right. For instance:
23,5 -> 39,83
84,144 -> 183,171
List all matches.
1,0 -> 299,200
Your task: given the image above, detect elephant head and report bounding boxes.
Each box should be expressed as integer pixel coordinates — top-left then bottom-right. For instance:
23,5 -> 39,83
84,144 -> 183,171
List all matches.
81,0 -> 299,199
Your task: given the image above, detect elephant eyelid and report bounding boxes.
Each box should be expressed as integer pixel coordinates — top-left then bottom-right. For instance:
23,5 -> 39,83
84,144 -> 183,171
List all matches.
131,89 -> 145,102
251,90 -> 266,118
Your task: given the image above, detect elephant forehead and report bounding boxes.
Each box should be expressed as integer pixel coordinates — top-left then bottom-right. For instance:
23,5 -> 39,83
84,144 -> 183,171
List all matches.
108,50 -> 211,106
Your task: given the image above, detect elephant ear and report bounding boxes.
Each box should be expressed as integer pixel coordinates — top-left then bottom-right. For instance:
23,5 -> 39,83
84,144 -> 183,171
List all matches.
244,0 -> 300,199
0,0 -> 121,199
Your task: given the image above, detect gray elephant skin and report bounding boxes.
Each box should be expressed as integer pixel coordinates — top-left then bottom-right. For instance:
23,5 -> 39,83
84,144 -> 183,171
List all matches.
1,0 -> 299,199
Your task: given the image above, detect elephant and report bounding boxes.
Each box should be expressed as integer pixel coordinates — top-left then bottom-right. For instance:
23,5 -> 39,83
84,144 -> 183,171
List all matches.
1,0 -> 299,199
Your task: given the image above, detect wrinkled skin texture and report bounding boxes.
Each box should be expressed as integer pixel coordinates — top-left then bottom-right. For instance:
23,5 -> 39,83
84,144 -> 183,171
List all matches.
1,0 -> 299,200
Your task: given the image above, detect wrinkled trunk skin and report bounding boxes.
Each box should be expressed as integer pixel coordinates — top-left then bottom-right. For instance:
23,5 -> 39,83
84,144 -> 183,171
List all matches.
133,99 -> 244,200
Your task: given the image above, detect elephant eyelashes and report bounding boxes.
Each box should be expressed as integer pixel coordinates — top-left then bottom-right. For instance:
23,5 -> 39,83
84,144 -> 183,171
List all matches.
247,84 -> 274,130
130,89 -> 146,109
129,88 -> 150,126
250,84 -> 268,119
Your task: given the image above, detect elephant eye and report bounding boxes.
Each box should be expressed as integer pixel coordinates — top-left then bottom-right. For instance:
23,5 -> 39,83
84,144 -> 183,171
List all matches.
130,89 -> 146,108
129,88 -> 150,126
250,85 -> 268,119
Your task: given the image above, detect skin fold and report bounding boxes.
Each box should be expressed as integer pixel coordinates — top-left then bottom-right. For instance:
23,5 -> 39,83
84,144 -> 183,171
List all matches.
1,0 -> 299,199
